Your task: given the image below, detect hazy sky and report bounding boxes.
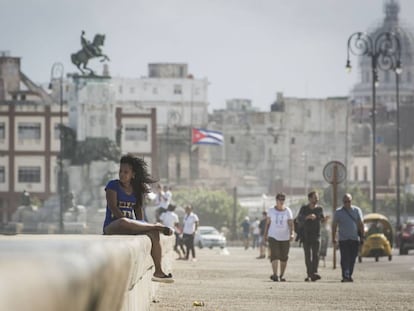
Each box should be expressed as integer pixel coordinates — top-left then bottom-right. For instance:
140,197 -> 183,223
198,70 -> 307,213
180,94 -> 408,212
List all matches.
1,0 -> 414,111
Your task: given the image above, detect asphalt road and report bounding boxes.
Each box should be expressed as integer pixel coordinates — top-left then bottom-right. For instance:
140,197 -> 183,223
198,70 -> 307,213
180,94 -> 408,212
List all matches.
151,245 -> 414,311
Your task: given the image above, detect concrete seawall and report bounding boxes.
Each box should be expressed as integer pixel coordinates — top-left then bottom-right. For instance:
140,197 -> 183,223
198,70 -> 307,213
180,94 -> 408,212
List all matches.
0,234 -> 174,311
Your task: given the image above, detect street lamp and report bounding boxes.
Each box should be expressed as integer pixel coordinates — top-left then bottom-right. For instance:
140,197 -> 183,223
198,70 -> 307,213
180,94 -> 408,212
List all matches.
50,62 -> 64,233
346,31 -> 401,213
395,58 -> 402,228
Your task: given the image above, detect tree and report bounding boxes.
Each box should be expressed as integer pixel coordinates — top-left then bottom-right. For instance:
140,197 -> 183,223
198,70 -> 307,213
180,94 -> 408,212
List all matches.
173,188 -> 247,230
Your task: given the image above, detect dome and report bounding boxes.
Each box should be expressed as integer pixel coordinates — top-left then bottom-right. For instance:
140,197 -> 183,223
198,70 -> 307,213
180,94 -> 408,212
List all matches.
351,0 -> 414,108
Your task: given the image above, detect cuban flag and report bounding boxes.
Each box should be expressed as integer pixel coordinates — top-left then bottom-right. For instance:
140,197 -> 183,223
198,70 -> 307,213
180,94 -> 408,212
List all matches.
192,128 -> 224,146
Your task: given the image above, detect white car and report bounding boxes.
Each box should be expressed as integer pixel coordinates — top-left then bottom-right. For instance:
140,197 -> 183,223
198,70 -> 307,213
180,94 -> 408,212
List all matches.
194,226 -> 226,249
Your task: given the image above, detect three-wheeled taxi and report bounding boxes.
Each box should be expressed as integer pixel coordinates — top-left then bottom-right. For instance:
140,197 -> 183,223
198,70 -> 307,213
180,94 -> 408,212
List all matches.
358,213 -> 393,262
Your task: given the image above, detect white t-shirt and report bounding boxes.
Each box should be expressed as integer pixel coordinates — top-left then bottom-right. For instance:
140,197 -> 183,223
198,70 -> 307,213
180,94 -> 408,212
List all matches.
156,191 -> 168,209
165,190 -> 172,206
182,212 -> 199,234
160,211 -> 179,228
267,206 -> 293,241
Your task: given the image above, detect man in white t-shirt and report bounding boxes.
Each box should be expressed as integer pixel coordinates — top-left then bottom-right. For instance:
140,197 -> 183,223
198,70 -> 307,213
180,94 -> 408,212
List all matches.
264,192 -> 294,282
160,203 -> 185,259
182,205 -> 199,261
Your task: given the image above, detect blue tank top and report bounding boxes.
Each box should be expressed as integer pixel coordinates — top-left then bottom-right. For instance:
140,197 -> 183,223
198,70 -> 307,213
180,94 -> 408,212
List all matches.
103,179 -> 137,230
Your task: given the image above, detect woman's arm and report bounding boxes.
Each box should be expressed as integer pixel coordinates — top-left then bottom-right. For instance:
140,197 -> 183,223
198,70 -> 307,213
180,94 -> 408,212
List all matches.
106,189 -> 124,219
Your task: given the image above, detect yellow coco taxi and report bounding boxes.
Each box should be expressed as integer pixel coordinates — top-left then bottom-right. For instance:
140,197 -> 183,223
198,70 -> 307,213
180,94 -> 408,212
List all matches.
358,213 -> 393,263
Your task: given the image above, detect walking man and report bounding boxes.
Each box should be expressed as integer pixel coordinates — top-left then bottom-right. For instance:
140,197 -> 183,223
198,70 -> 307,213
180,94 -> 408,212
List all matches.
297,191 -> 325,281
257,211 -> 268,259
182,205 -> 199,261
332,193 -> 364,282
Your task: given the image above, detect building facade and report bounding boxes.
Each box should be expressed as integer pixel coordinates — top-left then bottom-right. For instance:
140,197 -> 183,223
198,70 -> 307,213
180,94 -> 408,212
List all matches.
0,54 -> 157,223
209,94 -> 350,195
111,63 -> 210,183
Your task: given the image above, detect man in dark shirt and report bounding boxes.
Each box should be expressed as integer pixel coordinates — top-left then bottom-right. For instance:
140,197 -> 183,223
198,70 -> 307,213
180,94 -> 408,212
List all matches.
257,211 -> 268,259
297,191 -> 325,281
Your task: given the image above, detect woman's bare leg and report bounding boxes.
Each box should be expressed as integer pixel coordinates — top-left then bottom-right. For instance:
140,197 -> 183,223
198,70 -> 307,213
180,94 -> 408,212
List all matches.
104,218 -> 170,235
146,230 -> 165,277
104,218 -> 172,277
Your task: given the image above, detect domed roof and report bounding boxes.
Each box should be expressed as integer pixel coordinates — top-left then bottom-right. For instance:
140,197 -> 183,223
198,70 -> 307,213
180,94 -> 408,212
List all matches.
351,0 -> 414,103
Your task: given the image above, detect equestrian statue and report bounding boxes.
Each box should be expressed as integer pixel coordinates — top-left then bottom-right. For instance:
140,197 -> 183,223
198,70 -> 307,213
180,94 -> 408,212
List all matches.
71,30 -> 110,76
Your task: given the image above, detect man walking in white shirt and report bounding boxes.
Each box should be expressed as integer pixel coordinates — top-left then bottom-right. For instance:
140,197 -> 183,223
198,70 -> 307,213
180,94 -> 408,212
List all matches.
182,205 -> 199,261
160,203 -> 184,259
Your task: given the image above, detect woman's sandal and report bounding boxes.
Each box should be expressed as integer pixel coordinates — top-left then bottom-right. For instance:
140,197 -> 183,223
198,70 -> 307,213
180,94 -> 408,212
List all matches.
152,273 -> 174,283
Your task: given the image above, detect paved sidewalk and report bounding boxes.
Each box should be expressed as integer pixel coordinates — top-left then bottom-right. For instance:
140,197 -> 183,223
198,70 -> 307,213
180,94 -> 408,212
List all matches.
151,246 -> 414,311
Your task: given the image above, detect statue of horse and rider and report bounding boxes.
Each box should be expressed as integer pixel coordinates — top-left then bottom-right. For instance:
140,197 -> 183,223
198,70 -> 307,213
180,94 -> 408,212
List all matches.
71,31 -> 110,76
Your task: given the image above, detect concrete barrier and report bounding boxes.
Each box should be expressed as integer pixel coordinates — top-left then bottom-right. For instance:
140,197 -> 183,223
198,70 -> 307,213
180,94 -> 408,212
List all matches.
0,234 -> 175,311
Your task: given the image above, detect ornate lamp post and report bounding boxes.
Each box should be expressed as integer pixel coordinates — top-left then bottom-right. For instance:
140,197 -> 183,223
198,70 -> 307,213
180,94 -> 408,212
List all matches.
50,62 -> 65,233
346,31 -> 401,213
395,57 -> 402,228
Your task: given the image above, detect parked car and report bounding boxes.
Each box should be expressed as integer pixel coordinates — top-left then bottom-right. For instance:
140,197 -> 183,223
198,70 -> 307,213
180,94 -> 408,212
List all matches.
398,222 -> 414,255
194,226 -> 226,249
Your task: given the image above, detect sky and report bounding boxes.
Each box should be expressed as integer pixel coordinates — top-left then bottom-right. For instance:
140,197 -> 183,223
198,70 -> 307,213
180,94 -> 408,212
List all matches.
1,0 -> 414,111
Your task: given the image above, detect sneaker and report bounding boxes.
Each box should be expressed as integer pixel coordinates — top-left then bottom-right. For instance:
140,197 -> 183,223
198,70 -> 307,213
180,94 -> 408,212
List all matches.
341,278 -> 352,283
311,274 -> 321,281
279,275 -> 286,282
305,277 -> 311,282
270,275 -> 279,282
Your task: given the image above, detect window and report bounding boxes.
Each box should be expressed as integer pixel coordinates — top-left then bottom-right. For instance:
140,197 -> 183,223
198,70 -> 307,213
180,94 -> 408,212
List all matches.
18,122 -> 41,140
0,122 -> 5,139
124,124 -> 148,141
363,166 -> 368,181
0,166 -> 4,183
405,166 -> 410,181
173,84 -> 182,95
18,166 -> 41,183
354,166 -> 359,181
118,85 -> 123,94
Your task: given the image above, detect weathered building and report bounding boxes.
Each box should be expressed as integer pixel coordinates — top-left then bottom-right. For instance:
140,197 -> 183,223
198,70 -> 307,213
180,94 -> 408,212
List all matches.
209,94 -> 350,195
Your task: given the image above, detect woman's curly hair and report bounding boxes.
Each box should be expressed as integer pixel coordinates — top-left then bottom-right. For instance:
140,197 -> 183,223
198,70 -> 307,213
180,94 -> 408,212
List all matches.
120,154 -> 158,207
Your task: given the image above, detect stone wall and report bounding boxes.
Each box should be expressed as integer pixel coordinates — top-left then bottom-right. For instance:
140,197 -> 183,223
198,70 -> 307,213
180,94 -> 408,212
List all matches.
0,234 -> 174,311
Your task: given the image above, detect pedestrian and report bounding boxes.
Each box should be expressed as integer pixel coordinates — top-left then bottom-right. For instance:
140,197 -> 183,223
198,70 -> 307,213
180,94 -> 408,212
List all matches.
296,191 -> 325,281
182,205 -> 199,261
319,215 -> 330,268
241,216 -> 250,250
256,211 -> 267,259
160,203 -> 185,259
155,184 -> 168,222
332,193 -> 364,282
102,154 -> 174,283
264,192 -> 294,282
251,217 -> 260,249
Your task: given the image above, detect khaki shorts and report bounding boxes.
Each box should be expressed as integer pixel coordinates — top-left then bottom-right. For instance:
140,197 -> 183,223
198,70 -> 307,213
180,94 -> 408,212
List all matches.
268,237 -> 290,262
